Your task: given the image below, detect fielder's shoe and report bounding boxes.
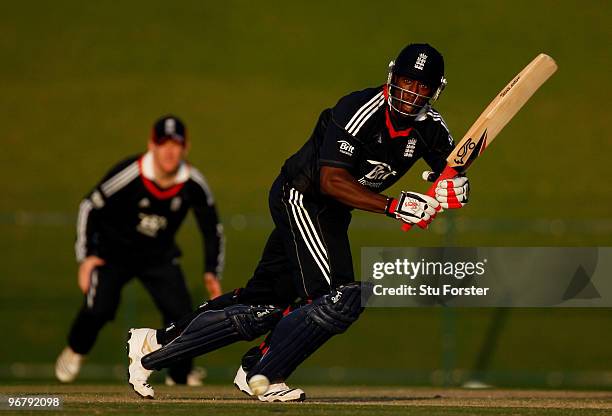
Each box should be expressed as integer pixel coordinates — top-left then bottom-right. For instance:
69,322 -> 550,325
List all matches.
55,347 -> 84,383
233,366 -> 306,402
462,379 -> 493,389
165,367 -> 207,386
127,328 -> 160,399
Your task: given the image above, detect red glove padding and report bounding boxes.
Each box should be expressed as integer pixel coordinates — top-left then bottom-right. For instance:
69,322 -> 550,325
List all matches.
435,176 -> 469,209
423,171 -> 470,209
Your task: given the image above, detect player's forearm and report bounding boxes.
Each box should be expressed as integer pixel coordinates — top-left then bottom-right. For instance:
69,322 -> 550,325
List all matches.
320,167 -> 388,213
203,272 -> 222,299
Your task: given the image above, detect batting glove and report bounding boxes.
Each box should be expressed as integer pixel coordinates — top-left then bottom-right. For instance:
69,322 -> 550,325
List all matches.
423,171 -> 470,209
385,191 -> 439,229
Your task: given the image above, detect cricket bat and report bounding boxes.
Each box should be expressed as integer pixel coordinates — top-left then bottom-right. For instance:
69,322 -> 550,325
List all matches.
402,53 -> 558,231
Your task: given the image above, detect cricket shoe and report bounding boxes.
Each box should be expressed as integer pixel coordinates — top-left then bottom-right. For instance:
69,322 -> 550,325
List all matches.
233,366 -> 306,402
55,346 -> 84,383
165,367 -> 207,386
127,328 -> 160,399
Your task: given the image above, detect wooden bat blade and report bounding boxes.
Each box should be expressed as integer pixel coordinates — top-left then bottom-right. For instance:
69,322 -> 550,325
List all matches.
401,54 -> 557,232
447,53 -> 558,173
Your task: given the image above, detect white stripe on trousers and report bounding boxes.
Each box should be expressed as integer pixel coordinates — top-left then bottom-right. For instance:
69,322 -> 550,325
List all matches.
289,189 -> 329,265
288,188 -> 331,286
86,269 -> 98,309
281,192 -> 309,296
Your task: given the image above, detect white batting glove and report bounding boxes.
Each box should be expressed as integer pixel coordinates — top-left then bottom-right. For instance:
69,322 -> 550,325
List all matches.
423,171 -> 470,209
385,191 -> 439,229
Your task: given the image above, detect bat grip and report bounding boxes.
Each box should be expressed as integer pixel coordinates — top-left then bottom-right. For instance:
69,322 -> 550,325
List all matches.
401,165 -> 459,232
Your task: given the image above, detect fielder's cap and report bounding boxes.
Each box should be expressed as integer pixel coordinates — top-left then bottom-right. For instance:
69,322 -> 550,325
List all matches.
393,43 -> 445,87
152,115 -> 187,145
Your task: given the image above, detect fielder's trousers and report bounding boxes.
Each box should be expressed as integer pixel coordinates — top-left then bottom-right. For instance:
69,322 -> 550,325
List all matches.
67,259 -> 193,383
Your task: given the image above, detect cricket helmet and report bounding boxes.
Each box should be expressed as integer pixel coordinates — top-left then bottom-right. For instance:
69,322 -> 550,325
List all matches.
387,43 -> 447,117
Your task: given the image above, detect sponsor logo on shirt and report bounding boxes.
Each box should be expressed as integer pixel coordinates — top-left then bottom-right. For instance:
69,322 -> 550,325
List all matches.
136,213 -> 167,237
358,160 -> 397,189
338,140 -> 355,157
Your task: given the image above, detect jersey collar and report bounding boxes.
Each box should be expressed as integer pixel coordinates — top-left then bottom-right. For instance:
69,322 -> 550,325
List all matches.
383,85 -> 413,139
139,152 -> 189,200
140,151 -> 190,184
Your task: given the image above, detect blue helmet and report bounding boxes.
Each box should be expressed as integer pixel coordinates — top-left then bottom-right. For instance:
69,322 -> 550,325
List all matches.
387,43 -> 447,117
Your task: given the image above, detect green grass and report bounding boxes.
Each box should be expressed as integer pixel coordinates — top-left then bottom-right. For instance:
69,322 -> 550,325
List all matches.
32,404 -> 607,416
0,385 -> 610,416
0,0 -> 611,386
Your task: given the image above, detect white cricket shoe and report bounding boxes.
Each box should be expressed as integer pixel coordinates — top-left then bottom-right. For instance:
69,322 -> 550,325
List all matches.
55,347 -> 84,383
462,379 -> 493,389
165,367 -> 207,386
233,366 -> 306,402
127,328 -> 160,399
257,382 -> 306,402
233,365 -> 254,395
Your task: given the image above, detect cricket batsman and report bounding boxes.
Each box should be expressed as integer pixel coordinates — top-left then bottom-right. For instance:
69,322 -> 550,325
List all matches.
126,43 -> 469,401
55,115 -> 224,386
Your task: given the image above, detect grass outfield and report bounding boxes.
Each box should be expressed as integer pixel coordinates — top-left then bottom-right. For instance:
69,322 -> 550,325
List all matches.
1,385 -> 611,416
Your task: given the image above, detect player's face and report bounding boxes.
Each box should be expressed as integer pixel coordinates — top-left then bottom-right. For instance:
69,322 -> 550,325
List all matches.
150,139 -> 186,175
392,76 -> 432,115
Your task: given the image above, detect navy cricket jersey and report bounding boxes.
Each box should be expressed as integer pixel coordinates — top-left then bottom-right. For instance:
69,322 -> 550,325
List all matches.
281,85 -> 454,201
75,152 -> 224,276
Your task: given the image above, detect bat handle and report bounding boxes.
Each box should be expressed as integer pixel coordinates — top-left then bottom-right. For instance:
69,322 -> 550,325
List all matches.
401,165 -> 459,232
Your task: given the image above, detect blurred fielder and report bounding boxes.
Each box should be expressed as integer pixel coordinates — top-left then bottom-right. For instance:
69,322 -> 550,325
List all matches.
55,115 -> 225,386
127,44 -> 469,401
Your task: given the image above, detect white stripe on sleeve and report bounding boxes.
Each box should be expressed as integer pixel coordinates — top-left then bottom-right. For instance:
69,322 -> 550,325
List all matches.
75,199 -> 93,262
